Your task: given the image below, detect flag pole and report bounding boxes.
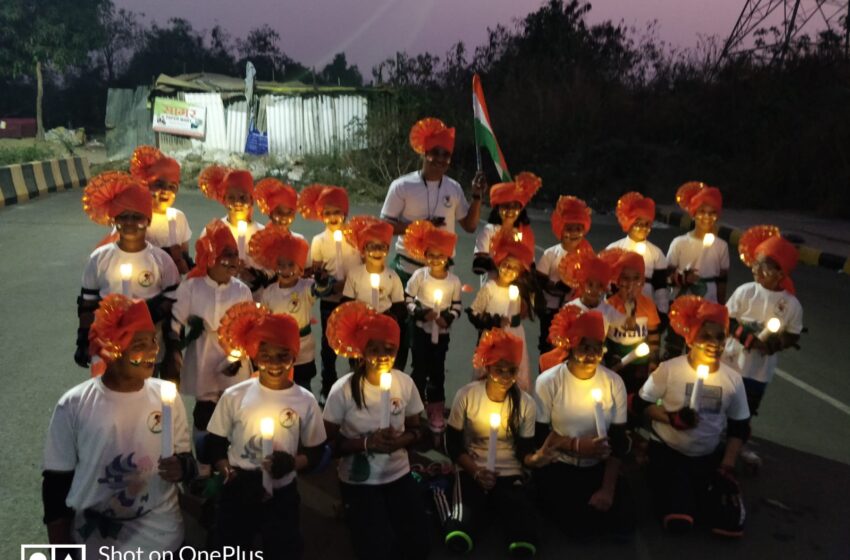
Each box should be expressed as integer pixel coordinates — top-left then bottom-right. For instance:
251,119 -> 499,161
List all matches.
472,87 -> 482,173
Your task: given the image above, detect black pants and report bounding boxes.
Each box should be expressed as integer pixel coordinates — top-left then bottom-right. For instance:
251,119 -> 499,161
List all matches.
215,470 -> 303,558
535,461 -> 634,537
647,440 -> 721,524
442,472 -> 538,548
742,377 -> 767,416
538,309 -> 556,356
193,400 -> 218,431
319,299 -> 341,395
293,361 -> 317,392
410,325 -> 449,403
394,314 -> 410,373
338,473 -> 430,560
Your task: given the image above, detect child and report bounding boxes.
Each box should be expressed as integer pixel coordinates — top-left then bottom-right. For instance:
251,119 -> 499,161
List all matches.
298,184 -> 360,402
723,226 -> 802,465
43,295 -> 194,555
251,227 -> 334,391
536,195 -> 594,355
599,248 -> 662,394
442,329 -> 540,556
77,172 -> 181,371
534,306 -> 633,539
635,296 -> 750,537
560,250 -> 626,337
467,229 -> 536,393
607,192 -> 668,317
322,301 -> 429,560
473,172 -> 540,282
255,177 -> 306,240
341,215 -> 408,371
129,145 -> 192,274
198,165 -> 267,290
402,220 -> 463,432
169,220 -> 253,442
206,304 -> 327,557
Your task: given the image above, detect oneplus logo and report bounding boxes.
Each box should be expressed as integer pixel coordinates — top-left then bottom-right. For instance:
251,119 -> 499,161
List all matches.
21,545 -> 85,560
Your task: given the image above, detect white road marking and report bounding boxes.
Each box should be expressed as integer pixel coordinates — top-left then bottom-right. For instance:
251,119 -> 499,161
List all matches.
775,368 -> 850,416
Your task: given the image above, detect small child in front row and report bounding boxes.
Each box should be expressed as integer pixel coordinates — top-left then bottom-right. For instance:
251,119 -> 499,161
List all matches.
402,220 -> 463,432
560,250 -> 626,337
298,184 -> 360,402
206,305 -> 327,558
251,227 -> 333,391
467,229 -> 536,393
723,225 -> 802,466
341,215 -> 408,371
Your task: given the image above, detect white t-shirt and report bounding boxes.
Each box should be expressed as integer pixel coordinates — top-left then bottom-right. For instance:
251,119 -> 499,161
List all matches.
723,282 -> 804,383
343,264 -> 404,313
381,171 -> 470,271
448,381 -> 536,477
535,363 -> 627,467
667,233 -> 730,303
207,378 -> 326,488
82,242 -> 181,301
147,208 -> 192,248
606,236 -> 669,313
537,244 -> 574,310
404,267 -> 462,334
310,228 -> 362,303
200,217 -> 266,271
639,356 -> 750,457
322,369 -> 424,485
171,276 -> 253,400
42,377 -> 190,555
260,278 -> 318,364
565,298 -> 626,337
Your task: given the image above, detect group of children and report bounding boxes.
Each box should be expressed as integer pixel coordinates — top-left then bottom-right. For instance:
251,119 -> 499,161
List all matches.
42,117 -> 804,558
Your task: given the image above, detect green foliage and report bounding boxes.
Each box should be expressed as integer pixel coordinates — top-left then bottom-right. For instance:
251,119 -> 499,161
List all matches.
0,144 -> 59,166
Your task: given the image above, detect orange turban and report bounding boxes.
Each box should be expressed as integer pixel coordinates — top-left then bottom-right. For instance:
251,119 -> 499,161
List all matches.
403,220 -> 458,261
552,195 -> 591,238
738,225 -> 798,294
669,295 -> 729,345
83,171 -> 152,225
199,165 -> 254,204
409,117 -> 456,154
129,145 -> 181,186
548,305 -> 606,349
559,251 -> 614,294
326,301 -> 401,359
472,328 -> 524,369
218,302 -> 301,364
88,294 -> 156,376
249,227 -> 310,271
676,181 -> 722,217
344,215 -> 394,253
489,172 -> 542,208
297,184 -> 350,220
188,220 -> 238,279
255,178 -> 298,215
599,247 -> 646,282
490,227 -> 535,269
615,192 -> 655,232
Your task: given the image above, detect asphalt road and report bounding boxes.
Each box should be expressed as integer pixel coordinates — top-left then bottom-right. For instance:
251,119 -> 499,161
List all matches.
1,187 -> 849,559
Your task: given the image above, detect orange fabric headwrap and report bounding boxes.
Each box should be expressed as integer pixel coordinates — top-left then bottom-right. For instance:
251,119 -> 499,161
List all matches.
552,195 -> 591,238
599,248 -> 646,282
199,166 -> 254,204
559,251 -> 614,293
472,328 -> 524,369
403,220 -> 458,261
409,117 -> 456,154
738,225 -> 798,294
326,301 -> 401,359
130,145 -> 181,186
490,228 -> 535,269
189,220 -> 238,279
669,295 -> 729,345
83,172 -> 152,225
344,215 -> 394,253
616,192 -> 655,232
676,181 -> 722,217
217,302 -> 301,366
297,184 -> 350,220
88,294 -> 156,376
255,178 -> 298,215
249,227 -> 310,271
548,305 -> 606,349
489,172 -> 542,208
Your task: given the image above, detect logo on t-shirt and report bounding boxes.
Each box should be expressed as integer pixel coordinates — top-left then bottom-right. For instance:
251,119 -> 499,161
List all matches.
279,408 -> 298,429
137,270 -> 155,288
390,397 -> 403,416
289,293 -> 300,312
685,383 -> 723,414
775,298 -> 787,315
443,195 -> 452,208
147,411 -> 163,433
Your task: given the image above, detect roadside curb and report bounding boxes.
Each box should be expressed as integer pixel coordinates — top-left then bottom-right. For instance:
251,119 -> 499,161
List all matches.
0,156 -> 90,208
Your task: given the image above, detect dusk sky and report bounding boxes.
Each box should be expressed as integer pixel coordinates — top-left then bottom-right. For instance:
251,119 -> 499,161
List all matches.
114,0 -> 784,74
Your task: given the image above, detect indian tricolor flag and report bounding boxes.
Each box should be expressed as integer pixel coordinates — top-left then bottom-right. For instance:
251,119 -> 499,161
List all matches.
472,73 -> 511,182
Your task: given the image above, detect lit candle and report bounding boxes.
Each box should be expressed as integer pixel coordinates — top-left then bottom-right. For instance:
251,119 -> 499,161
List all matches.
166,207 -> 177,246
591,388 -> 607,438
757,317 -> 782,342
236,220 -> 248,259
486,412 -> 500,472
514,231 -> 523,242
690,364 -> 709,411
370,273 -> 381,309
160,381 -> 177,459
260,417 -> 275,495
508,284 -> 520,319
620,342 -> 650,366
635,241 -> 647,256
227,349 -> 242,363
333,229 -> 344,280
119,263 -> 133,297
691,232 -> 716,271
379,372 -> 392,429
431,288 -> 443,345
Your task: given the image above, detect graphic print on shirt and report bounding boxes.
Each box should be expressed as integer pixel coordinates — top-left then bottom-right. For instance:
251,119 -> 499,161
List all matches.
684,383 -> 723,414
146,411 -> 163,434
86,452 -> 156,540
287,292 -> 301,314
137,270 -> 155,288
240,434 -> 264,462
279,407 -> 299,429
391,397 -> 403,417
443,195 -> 452,208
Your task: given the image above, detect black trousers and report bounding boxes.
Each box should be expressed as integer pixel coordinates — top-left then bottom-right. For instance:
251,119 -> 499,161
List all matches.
215,470 -> 303,558
193,399 -> 218,431
647,440 -> 721,523
394,314 -> 410,373
534,461 -> 634,537
319,299 -> 341,394
338,473 -> 430,560
441,472 -> 538,548
293,361 -> 317,392
538,308 -> 556,356
410,324 -> 449,403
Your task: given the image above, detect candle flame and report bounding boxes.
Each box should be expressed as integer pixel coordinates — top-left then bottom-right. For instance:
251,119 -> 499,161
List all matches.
380,372 -> 392,391
489,412 -> 501,429
696,364 -> 710,379
766,317 -> 781,333
370,273 -> 381,289
508,285 -> 519,301
635,342 -> 650,358
635,242 -> 647,256
260,417 -> 275,438
702,233 -> 716,247
333,229 -> 343,242
591,388 -> 603,402
514,231 -> 523,242
166,207 -> 177,220
119,263 -> 133,280
237,220 -> 248,235
433,289 -> 443,305
160,381 -> 177,404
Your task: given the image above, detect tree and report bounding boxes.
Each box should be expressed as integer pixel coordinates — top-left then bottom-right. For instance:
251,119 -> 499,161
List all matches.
0,0 -> 109,138
98,3 -> 142,83
123,18 -> 209,83
319,53 -> 363,86
236,24 -> 312,82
